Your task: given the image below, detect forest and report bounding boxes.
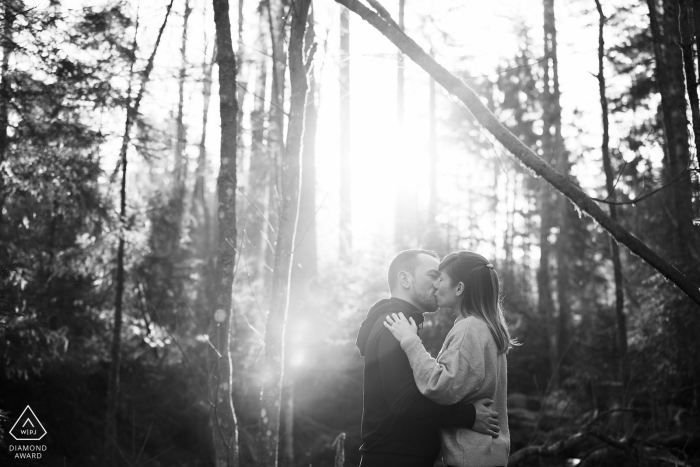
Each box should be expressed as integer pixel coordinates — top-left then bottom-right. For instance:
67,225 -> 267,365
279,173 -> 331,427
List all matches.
0,0 -> 699,465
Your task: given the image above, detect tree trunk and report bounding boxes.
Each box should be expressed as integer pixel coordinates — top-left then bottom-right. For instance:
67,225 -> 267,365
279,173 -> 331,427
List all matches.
595,0 -> 630,434
647,0 -> 697,264
210,0 -> 240,465
105,2 -> 174,460
339,5 -> 352,260
393,0 -> 417,249
175,0 -> 192,185
0,0 -> 13,231
169,0 -> 192,257
335,0 -> 700,306
280,14 -> 319,465
428,50 -> 437,229
265,0 -> 288,285
246,4 -> 271,280
679,0 -> 700,169
543,0 -> 572,373
258,0 -> 311,465
540,0 -> 559,389
192,40 -> 216,258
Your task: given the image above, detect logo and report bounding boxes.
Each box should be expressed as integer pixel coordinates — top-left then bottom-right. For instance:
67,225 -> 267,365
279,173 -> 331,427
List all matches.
9,406 -> 47,441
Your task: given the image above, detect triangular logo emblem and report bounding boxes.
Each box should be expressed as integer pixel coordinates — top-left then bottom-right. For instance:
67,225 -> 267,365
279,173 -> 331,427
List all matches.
9,406 -> 47,441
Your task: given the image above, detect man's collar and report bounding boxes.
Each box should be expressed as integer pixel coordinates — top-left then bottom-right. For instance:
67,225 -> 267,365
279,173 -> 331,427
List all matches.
388,297 -> 425,326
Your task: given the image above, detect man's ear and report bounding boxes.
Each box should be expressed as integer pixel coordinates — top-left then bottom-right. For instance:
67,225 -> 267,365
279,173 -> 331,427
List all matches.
398,271 -> 411,289
456,282 -> 465,296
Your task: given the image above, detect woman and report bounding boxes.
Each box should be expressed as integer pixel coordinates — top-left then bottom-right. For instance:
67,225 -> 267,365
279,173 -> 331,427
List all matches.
383,250 -> 515,467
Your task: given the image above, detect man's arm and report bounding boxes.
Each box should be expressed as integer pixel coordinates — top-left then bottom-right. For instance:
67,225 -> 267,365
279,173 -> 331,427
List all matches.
376,327 -> 475,429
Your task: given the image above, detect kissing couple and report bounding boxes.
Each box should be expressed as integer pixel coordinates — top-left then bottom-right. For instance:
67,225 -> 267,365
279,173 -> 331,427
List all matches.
356,249 -> 515,467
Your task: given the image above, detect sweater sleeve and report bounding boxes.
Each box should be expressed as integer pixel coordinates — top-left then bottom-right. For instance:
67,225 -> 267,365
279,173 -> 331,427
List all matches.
375,328 -> 476,429
400,326 -> 485,405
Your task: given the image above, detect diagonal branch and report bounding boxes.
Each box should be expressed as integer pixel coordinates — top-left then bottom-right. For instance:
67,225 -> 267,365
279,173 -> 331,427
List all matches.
334,0 -> 700,307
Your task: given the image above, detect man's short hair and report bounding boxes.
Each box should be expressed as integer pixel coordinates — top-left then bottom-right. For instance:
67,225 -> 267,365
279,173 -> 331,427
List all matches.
387,249 -> 439,291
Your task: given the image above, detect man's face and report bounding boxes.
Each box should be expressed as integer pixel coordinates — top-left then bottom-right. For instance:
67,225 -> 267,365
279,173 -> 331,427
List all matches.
408,254 -> 440,313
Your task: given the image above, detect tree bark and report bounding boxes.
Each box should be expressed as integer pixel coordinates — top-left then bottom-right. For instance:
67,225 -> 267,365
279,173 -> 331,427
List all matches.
679,0 -> 700,169
647,0 -> 698,265
258,0 -> 310,465
246,4 -> 271,280
210,0 -> 240,465
335,0 -> 700,306
339,5 -> 352,260
280,13 -> 319,467
540,0 -> 560,389
264,0 -> 288,284
0,0 -> 13,231
106,1 -> 174,460
595,0 -> 630,433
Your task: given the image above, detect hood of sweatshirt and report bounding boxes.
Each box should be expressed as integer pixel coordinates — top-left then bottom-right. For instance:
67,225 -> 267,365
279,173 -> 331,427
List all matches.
356,297 -> 426,357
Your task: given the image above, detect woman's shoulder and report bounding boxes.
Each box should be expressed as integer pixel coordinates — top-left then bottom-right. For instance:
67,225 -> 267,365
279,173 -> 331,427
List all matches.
458,316 -> 497,345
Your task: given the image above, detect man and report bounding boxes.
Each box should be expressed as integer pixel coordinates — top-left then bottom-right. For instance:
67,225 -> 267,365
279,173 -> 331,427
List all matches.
356,249 -> 500,467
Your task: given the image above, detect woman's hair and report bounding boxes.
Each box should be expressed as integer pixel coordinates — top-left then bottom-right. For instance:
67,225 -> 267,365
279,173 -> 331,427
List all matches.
439,250 -> 517,354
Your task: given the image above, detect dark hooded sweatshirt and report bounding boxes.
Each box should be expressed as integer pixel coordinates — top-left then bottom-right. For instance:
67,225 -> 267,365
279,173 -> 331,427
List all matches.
356,298 -> 477,467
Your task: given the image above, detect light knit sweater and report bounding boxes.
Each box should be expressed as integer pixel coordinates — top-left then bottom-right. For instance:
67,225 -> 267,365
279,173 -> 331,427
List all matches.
400,315 -> 509,467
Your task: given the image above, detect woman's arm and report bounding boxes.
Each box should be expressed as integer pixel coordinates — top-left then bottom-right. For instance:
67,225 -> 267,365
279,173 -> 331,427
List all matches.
384,313 -> 485,405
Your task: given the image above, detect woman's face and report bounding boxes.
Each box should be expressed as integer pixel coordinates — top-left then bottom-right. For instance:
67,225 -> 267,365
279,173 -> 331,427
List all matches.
432,271 -> 462,310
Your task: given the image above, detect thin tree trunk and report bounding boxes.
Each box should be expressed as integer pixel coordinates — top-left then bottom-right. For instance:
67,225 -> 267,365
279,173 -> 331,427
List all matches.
540,0 -> 559,389
393,0 -> 416,249
175,0 -> 192,185
544,0 -> 572,373
428,49 -> 437,229
679,0 -> 700,169
339,5 -> 352,260
265,0 -> 288,284
595,0 -> 630,435
0,0 -> 13,231
169,0 -> 192,258
106,1 -> 174,460
335,0 -> 700,306
210,0 -> 240,465
258,0 -> 310,465
193,41 -> 216,257
280,15 -> 318,465
246,4 -> 270,280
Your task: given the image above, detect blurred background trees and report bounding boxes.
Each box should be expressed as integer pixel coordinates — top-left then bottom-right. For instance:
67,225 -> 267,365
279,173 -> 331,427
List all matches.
0,0 -> 698,466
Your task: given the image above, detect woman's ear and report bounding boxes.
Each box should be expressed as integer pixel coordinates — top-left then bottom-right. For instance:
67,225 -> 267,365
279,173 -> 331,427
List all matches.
456,282 -> 464,296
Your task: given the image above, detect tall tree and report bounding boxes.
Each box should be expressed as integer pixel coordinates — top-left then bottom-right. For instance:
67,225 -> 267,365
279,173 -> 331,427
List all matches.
428,52 -> 437,230
258,0 -> 311,465
245,3 -> 271,280
105,1 -> 174,460
678,0 -> 700,166
192,38 -> 216,258
595,0 -> 630,433
393,0 -> 417,249
646,0 -> 697,264
210,0 -> 240,465
538,0 -> 560,389
280,11 -> 319,466
543,0 -> 573,376
0,0 -> 13,231
339,5 -> 352,259
175,0 -> 192,186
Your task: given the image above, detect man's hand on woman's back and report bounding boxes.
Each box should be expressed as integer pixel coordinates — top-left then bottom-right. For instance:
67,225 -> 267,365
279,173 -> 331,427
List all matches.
471,398 -> 499,438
